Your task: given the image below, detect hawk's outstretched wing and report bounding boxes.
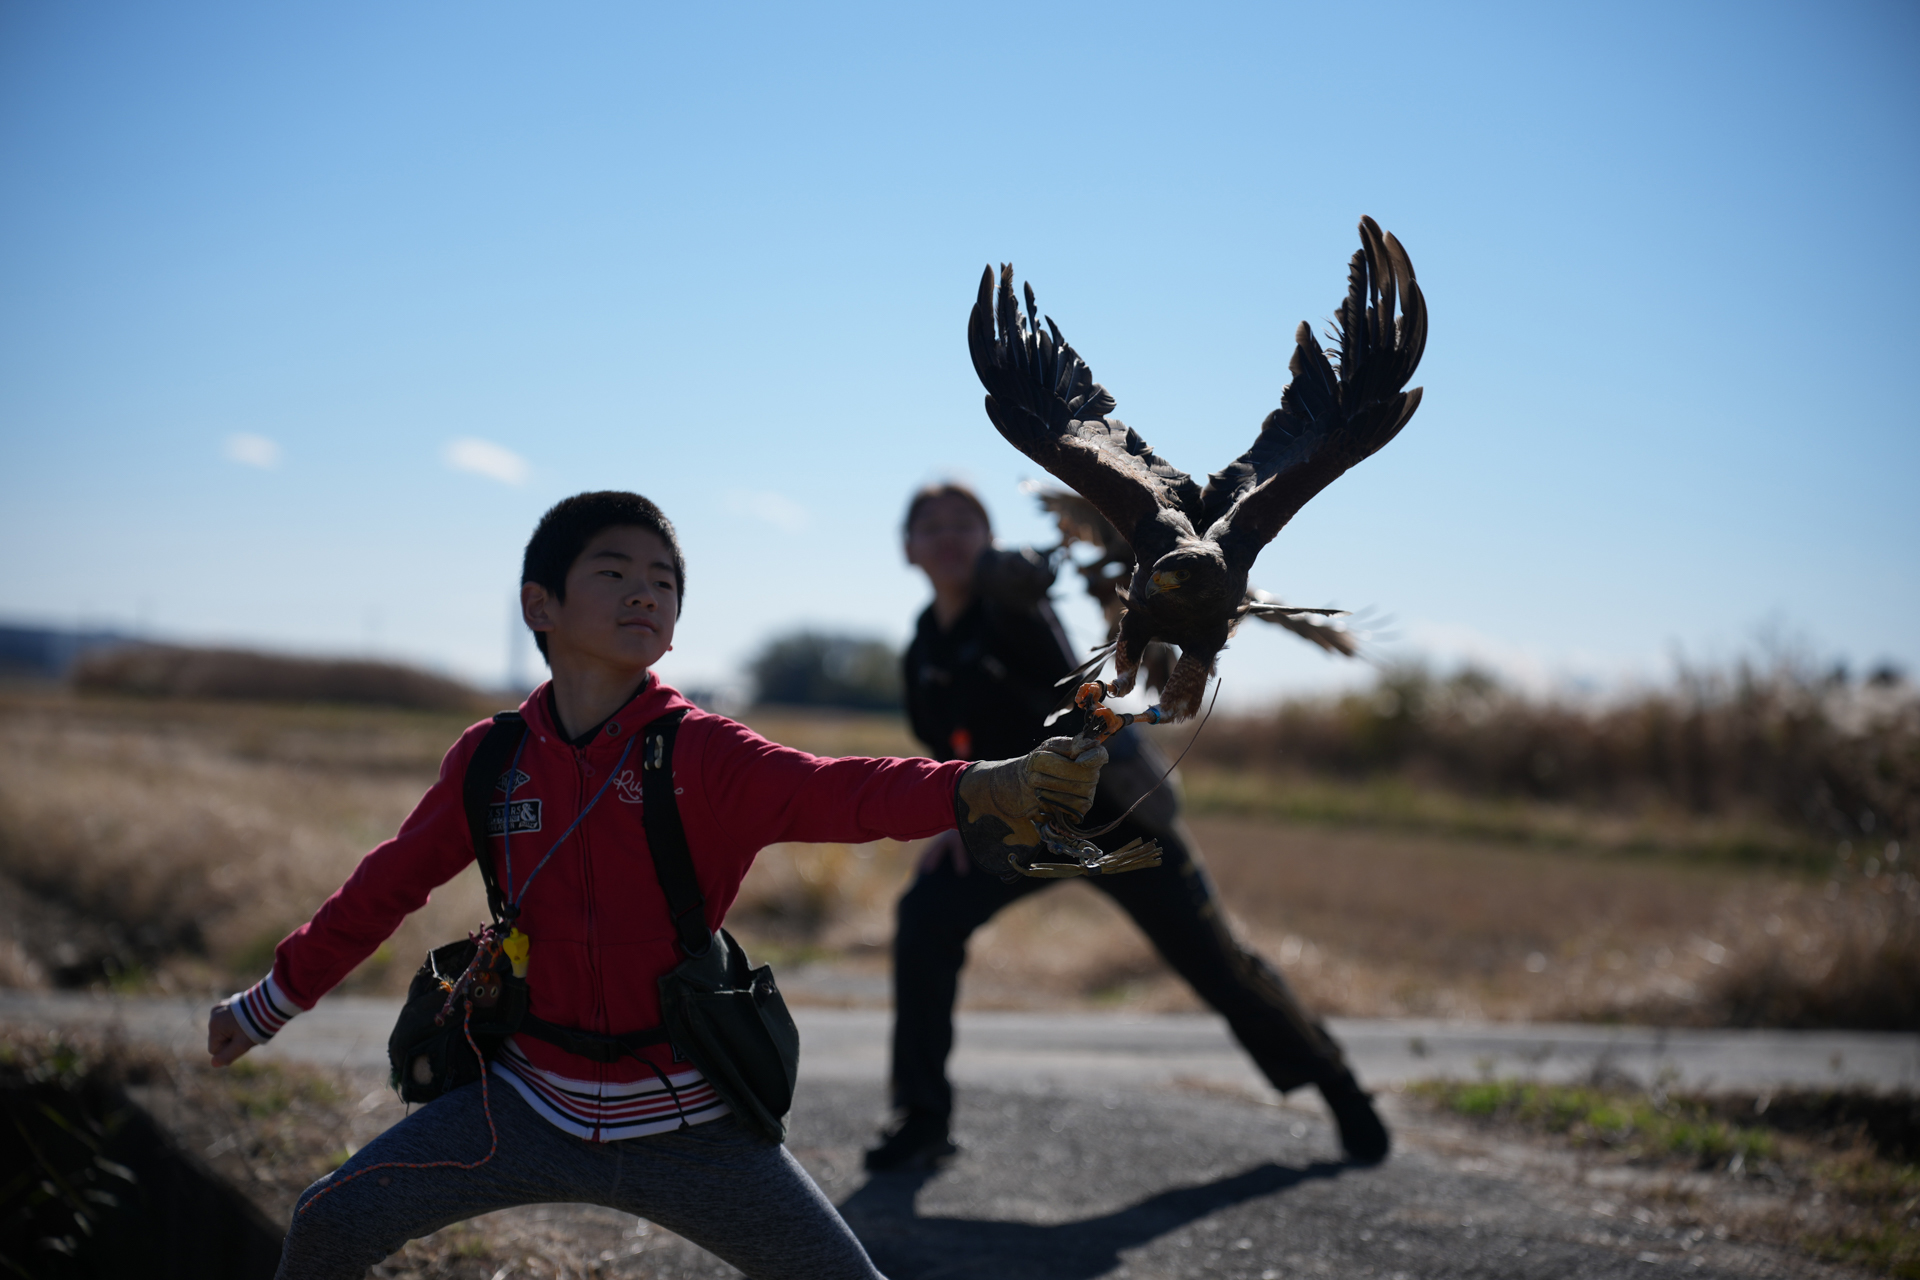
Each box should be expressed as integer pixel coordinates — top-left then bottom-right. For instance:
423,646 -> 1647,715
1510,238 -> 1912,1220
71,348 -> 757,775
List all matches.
1201,217 -> 1426,573
970,265 -> 1201,564
1241,590 -> 1361,658
1025,484 -> 1132,560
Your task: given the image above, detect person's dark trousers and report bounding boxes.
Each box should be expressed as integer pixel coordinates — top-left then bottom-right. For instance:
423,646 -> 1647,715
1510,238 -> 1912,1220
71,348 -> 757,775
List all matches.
888,810 -> 1351,1120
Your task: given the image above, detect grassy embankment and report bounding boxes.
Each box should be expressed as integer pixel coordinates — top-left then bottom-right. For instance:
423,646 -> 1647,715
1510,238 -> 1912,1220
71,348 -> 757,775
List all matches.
1413,1076 -> 1920,1277
0,1025 -> 576,1278
0,683 -> 1911,1028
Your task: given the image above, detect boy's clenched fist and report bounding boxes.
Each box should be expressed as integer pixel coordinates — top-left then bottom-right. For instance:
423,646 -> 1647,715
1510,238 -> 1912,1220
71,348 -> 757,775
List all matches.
207,1003 -> 254,1067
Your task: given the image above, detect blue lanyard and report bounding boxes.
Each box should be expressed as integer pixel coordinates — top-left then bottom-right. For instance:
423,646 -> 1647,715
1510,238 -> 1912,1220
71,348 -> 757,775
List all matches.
498,730 -> 639,913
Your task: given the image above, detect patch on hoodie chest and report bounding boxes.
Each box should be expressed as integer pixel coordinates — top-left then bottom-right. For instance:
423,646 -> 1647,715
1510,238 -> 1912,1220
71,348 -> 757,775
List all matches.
486,798 -> 542,836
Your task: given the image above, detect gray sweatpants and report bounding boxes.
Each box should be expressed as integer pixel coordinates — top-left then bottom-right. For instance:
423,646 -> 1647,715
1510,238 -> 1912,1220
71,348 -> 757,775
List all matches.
277,1077 -> 884,1279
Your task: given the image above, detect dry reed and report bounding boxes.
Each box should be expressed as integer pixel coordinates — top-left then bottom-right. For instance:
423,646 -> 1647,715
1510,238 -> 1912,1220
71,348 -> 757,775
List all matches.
0,689 -> 1911,1031
74,644 -> 491,714
0,690 -> 488,993
1174,658 -> 1918,845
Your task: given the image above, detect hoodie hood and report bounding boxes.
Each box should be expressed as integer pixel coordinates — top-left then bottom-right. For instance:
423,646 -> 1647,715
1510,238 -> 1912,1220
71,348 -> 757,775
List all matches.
518,671 -> 697,755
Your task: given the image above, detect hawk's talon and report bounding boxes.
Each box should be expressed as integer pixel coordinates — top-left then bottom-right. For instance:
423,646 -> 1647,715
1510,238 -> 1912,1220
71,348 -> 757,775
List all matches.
1071,681 -> 1170,748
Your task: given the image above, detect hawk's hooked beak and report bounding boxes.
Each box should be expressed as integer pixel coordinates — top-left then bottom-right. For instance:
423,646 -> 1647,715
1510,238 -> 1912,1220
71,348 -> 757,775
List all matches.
1146,569 -> 1189,596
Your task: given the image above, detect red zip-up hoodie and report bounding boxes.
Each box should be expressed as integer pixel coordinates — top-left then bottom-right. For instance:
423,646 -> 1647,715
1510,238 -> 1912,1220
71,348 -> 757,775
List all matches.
230,674 -> 966,1140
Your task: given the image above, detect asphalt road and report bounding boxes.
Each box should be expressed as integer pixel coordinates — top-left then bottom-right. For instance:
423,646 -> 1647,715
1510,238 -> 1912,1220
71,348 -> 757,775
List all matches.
5,991 -> 1915,1095
5,992 -> 1906,1278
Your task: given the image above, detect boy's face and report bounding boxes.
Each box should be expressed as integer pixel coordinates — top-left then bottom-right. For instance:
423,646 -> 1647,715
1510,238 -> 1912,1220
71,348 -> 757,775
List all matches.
905,495 -> 991,595
523,526 -> 679,676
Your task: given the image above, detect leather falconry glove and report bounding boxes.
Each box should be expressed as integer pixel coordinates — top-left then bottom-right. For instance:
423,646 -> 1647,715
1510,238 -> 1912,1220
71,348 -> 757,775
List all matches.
954,738 -> 1162,881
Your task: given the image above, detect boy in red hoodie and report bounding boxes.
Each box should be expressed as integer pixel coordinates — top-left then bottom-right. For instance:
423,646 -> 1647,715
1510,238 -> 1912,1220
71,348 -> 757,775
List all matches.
206,491 -> 1106,1280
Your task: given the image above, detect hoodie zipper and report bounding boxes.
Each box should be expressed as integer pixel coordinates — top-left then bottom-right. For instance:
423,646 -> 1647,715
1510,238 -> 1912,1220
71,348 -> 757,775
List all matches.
573,741 -> 608,1129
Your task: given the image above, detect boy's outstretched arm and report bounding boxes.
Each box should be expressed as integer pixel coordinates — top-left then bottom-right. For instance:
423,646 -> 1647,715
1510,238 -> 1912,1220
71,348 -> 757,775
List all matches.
201,720 -> 488,1067
715,720 -> 1117,879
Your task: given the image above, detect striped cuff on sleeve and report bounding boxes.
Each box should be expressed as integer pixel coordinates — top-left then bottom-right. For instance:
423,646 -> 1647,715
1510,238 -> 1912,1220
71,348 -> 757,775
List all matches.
228,973 -> 302,1045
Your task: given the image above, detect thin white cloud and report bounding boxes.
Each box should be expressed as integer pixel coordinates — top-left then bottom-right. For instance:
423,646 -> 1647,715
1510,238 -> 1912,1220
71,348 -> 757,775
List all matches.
444,438 -> 529,486
724,489 -> 809,533
224,433 -> 281,469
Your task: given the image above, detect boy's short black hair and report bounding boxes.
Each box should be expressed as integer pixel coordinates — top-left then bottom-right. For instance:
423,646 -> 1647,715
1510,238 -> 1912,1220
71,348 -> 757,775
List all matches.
522,491 -> 686,660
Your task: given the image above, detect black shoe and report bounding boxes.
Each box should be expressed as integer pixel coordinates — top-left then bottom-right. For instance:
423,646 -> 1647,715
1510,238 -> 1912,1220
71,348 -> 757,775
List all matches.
1321,1072 -> 1390,1165
864,1110 -> 958,1172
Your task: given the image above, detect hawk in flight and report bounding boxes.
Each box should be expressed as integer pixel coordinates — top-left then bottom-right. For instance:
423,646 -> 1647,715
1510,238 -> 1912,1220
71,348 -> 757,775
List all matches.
968,216 -> 1426,722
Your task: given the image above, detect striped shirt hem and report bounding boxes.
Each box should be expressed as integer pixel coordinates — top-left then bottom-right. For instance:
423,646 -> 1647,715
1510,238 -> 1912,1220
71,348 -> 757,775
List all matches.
229,973 -> 301,1045
492,1037 -> 729,1141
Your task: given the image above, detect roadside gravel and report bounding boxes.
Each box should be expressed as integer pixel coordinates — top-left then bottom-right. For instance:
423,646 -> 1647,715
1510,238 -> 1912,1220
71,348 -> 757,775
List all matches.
347,1078 -> 1860,1279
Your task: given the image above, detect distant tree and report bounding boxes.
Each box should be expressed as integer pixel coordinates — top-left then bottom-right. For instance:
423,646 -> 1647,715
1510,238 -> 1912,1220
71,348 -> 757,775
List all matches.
748,630 -> 902,711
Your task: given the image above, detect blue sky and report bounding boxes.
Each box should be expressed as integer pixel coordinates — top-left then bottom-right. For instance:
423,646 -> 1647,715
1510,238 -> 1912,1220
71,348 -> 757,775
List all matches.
2,1 -> 1914,705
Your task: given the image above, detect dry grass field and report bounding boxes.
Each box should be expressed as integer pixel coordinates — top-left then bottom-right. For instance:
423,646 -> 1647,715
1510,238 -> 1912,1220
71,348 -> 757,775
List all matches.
0,688 -> 488,996
0,687 -> 1911,1029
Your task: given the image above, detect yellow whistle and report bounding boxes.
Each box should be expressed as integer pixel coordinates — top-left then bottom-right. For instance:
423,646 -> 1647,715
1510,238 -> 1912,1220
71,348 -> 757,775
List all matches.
503,928 -> 531,979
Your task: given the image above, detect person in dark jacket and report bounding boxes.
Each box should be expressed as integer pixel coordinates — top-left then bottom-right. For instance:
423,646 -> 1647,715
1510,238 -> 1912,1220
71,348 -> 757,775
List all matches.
867,482 -> 1389,1171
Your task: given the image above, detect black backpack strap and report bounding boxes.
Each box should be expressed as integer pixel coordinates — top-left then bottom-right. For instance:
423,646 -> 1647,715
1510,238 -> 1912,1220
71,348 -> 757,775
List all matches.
639,709 -> 709,957
462,711 -> 529,923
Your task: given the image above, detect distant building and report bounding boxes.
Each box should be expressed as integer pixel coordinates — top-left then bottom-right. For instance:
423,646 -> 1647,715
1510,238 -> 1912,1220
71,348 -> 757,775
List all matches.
0,623 -> 131,679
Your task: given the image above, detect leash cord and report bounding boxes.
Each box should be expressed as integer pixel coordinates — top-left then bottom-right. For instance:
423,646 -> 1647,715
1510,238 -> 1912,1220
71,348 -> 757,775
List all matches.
1070,680 -> 1222,839
439,730 -> 640,1019
297,1002 -> 500,1216
363,719 -> 718,1188
503,732 -> 637,911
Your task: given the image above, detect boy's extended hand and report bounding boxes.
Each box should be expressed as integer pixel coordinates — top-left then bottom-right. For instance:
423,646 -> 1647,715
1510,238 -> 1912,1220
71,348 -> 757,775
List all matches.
954,737 -> 1107,880
207,1003 -> 254,1067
